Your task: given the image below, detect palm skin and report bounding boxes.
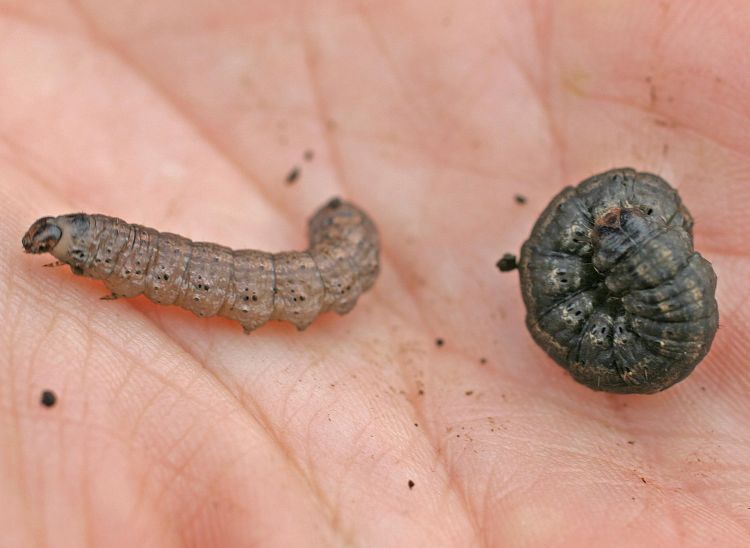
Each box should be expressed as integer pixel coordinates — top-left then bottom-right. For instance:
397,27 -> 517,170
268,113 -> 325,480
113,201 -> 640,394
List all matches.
1,1 -> 749,546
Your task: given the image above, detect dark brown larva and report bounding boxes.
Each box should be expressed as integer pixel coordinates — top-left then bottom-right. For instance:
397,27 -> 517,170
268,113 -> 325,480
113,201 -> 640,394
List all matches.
22,198 -> 379,333
501,168 -> 719,394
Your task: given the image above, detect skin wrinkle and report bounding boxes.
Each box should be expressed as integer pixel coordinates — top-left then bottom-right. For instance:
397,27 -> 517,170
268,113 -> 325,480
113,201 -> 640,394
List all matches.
399,362 -> 485,545
582,90 -> 750,160
149,421 -> 222,511
527,0 -> 568,184
87,309 -> 345,542
64,0 -> 296,224
321,127 -> 539,187
4,294 -> 37,548
354,5 -> 436,138
297,9 -> 350,194
0,137 -> 73,197
155,326 -> 346,541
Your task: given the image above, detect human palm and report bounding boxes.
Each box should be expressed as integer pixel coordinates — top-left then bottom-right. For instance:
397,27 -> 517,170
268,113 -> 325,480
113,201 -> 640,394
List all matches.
2,2 -> 749,546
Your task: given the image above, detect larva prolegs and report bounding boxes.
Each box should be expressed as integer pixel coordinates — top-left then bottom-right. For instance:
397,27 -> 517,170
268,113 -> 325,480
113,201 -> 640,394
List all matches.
270,251 -> 325,331
22,198 -> 380,333
222,249 -> 275,333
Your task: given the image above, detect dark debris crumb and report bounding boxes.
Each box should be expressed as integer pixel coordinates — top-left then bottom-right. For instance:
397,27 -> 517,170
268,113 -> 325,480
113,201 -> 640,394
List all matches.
496,253 -> 518,272
408,480 -> 415,490
627,440 -> 635,445
285,166 -> 301,185
514,194 -> 527,205
465,390 -> 474,396
40,390 -> 57,407
435,338 -> 444,347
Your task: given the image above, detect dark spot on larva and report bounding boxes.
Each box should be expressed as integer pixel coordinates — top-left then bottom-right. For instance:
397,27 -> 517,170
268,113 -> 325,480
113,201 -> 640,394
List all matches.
514,194 -> 527,205
408,480 -> 415,490
508,167 -> 718,394
418,389 -> 425,396
40,390 -> 57,407
285,166 -> 300,185
328,197 -> 342,209
435,338 -> 444,347
480,357 -> 487,364
496,253 -> 517,272
465,390 -> 474,396
304,149 -> 314,162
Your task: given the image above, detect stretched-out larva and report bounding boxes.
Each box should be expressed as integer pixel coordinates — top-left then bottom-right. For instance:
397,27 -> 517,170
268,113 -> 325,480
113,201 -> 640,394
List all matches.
500,168 -> 719,394
22,198 -> 379,333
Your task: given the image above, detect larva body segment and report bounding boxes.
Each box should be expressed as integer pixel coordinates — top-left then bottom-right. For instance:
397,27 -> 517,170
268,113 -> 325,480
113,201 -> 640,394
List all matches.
508,168 -> 718,394
22,198 -> 379,333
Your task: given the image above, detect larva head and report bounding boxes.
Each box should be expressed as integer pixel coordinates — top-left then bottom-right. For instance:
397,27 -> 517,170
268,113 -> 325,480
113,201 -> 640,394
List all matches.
22,217 -> 63,254
591,206 -> 656,273
22,214 -> 89,261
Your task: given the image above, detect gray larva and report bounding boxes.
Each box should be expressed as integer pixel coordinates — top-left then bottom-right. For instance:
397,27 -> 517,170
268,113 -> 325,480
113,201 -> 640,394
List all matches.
500,168 -> 719,394
22,198 -> 379,333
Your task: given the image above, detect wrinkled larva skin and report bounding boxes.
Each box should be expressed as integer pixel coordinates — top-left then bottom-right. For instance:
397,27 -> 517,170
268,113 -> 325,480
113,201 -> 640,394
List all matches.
517,168 -> 718,394
22,198 -> 379,333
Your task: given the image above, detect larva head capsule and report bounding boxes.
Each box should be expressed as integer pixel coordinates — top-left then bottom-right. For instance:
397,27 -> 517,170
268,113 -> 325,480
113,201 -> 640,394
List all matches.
22,213 -> 89,265
22,217 -> 63,254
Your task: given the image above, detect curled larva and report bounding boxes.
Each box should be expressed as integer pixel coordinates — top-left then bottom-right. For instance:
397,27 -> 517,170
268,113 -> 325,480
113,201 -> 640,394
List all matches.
22,198 -> 379,333
500,168 -> 719,394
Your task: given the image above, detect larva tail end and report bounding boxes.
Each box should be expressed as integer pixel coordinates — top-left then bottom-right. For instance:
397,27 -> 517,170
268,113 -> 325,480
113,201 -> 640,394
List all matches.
22,217 -> 63,255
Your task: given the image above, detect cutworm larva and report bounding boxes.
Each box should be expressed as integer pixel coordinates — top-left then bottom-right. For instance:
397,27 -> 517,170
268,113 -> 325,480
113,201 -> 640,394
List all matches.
22,198 -> 379,333
500,168 -> 719,394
